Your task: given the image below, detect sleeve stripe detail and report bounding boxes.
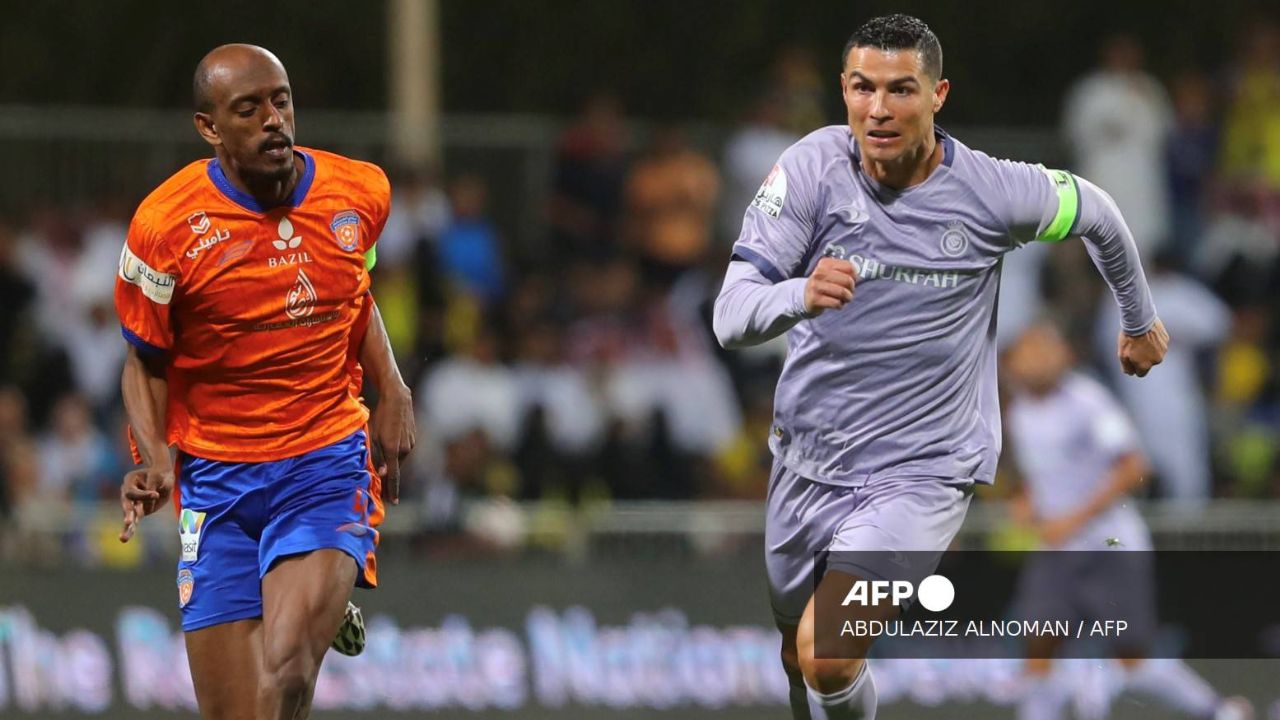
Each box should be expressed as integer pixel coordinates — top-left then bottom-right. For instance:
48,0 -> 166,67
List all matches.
731,247 -> 787,284
121,326 -> 167,355
364,244 -> 377,271
1037,168 -> 1081,243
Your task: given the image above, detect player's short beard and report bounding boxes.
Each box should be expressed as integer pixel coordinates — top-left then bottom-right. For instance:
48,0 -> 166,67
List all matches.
243,154 -> 296,186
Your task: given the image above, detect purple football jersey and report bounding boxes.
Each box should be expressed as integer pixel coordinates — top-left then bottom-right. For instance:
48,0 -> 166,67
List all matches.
733,125 -> 1065,486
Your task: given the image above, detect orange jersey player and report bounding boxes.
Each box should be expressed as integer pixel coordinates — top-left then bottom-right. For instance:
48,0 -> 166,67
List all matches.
113,44 -> 416,720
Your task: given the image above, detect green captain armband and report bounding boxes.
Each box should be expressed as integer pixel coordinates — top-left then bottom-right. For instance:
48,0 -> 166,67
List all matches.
364,245 -> 377,271
1036,168 -> 1080,243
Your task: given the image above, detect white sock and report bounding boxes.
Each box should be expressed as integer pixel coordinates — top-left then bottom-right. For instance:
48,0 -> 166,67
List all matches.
1124,659 -> 1218,718
1018,674 -> 1069,720
789,678 -> 813,720
806,662 -> 877,720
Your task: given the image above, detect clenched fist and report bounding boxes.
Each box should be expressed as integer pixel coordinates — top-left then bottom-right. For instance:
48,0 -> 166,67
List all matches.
1117,317 -> 1169,377
804,257 -> 856,315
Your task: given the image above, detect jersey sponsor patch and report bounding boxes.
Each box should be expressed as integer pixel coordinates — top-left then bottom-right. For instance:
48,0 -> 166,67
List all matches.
178,508 -> 207,562
752,164 -> 788,219
273,216 -> 303,251
286,268 -> 318,319
118,244 -> 176,305
187,211 -> 210,235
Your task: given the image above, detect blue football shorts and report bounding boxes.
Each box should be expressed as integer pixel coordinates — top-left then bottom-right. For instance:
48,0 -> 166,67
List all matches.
173,429 -> 381,632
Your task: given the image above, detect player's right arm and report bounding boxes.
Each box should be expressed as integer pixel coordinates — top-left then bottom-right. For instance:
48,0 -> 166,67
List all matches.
713,258 -> 855,348
114,210 -> 179,541
713,140 -> 851,348
119,345 -> 174,541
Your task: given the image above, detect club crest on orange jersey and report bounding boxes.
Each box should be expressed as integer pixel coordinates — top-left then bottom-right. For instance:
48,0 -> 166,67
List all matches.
331,210 -> 360,252
177,568 -> 195,607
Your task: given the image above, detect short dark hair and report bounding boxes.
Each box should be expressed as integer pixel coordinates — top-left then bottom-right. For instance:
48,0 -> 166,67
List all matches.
843,14 -> 943,80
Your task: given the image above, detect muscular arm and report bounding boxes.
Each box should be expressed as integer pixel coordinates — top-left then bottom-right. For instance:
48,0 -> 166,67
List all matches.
1073,176 -> 1158,336
119,345 -> 174,541
122,345 -> 169,469
1071,177 -> 1169,376
359,299 -> 415,503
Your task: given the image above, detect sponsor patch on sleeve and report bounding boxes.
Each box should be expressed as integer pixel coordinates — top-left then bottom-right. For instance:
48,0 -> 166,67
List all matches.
751,164 -> 788,219
118,244 -> 176,305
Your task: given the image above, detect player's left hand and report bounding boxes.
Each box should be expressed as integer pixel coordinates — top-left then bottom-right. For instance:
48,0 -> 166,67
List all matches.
371,384 -> 415,505
1037,514 -> 1082,548
119,465 -> 175,542
1117,317 -> 1168,377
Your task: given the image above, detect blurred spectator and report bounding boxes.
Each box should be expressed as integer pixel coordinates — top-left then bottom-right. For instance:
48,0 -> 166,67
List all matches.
996,239 -> 1052,350
1213,306 -> 1279,498
548,92 -> 629,262
511,321 -> 603,500
38,394 -> 118,505
772,46 -> 826,136
1095,253 -> 1232,509
15,206 -> 85,347
709,386 -> 773,500
1218,21 -> 1280,209
1165,70 -> 1219,267
0,387 -> 31,522
1064,34 -> 1173,259
375,165 -> 451,376
439,173 -> 506,305
720,92 -> 797,245
0,222 -> 36,386
418,325 -> 520,454
623,125 -> 720,287
1197,192 -> 1278,306
378,165 -> 450,273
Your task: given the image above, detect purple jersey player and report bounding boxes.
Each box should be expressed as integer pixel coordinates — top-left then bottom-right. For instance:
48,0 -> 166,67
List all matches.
1004,322 -> 1251,720
713,15 -> 1169,720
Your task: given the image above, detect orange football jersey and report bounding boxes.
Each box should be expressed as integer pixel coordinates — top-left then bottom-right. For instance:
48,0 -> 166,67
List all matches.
115,147 -> 389,463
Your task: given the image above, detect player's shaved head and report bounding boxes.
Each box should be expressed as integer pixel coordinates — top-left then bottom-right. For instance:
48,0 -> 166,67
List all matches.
193,44 -> 289,113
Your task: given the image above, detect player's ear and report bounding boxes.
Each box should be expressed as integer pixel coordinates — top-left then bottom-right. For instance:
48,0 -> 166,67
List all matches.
193,112 -> 221,147
932,78 -> 950,113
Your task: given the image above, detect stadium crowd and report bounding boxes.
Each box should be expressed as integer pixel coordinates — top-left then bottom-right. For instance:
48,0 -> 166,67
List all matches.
1,28 -> 1279,563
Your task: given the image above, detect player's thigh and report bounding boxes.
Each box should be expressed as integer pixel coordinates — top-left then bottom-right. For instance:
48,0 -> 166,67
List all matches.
185,618 -> 262,720
764,462 -> 856,627
825,476 -> 972,592
804,478 -> 973,658
261,548 -> 357,669
260,429 -> 382,592
829,476 -> 974,557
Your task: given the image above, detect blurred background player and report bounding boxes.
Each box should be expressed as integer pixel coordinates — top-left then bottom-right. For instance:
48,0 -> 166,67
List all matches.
714,14 -> 1168,720
114,45 -> 415,719
1004,321 -> 1250,720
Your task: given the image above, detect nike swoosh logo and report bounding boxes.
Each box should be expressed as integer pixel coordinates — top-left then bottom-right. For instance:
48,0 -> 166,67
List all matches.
834,204 -> 869,224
